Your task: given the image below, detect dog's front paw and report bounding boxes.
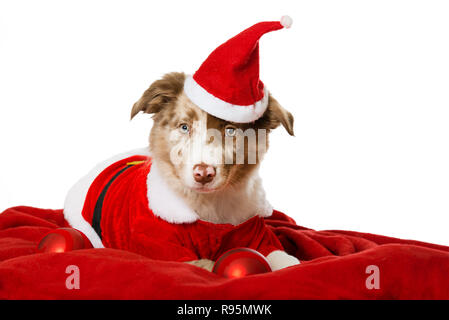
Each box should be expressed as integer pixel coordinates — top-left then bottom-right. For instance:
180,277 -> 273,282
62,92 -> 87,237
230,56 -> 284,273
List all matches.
266,250 -> 300,271
185,259 -> 215,272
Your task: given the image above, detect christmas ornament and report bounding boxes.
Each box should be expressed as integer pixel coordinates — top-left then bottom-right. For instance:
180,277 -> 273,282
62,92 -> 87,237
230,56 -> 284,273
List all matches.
36,228 -> 93,253
212,247 -> 272,278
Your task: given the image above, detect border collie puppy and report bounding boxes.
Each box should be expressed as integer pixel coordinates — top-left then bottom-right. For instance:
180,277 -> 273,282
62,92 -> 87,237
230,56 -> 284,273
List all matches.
64,17 -> 300,271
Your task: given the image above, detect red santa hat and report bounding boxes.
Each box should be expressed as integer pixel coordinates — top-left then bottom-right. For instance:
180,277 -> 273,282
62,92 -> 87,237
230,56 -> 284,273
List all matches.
184,16 -> 293,123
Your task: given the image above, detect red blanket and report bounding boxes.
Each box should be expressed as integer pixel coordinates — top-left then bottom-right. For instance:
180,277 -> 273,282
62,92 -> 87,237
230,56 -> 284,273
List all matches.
1,206 -> 448,299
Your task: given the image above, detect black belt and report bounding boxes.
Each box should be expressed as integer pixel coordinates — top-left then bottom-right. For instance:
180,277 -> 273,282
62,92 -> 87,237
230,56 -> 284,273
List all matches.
91,161 -> 145,239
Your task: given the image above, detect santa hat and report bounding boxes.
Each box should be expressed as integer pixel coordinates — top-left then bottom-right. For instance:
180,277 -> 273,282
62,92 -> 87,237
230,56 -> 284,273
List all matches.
184,16 -> 293,123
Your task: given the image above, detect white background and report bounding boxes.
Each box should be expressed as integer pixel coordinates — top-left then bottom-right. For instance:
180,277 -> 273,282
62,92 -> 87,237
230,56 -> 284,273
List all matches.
1,0 -> 448,245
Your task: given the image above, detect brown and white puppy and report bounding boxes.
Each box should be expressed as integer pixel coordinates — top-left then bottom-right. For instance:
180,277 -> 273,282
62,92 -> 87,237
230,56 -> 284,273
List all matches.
130,72 -> 298,271
132,72 -> 293,224
64,72 -> 299,272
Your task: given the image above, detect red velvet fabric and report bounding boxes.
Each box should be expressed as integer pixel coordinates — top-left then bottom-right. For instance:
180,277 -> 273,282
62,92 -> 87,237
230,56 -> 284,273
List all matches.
1,206 -> 448,299
81,156 -> 283,260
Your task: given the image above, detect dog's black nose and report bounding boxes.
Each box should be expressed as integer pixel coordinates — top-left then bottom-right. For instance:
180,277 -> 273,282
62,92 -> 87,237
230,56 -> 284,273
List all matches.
193,163 -> 216,184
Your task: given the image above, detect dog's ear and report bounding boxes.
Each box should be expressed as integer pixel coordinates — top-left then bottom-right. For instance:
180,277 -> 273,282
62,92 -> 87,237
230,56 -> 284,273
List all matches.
131,72 -> 186,119
257,94 -> 295,136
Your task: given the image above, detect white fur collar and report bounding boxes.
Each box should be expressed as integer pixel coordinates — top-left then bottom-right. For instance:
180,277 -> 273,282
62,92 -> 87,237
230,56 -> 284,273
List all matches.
147,161 -> 199,223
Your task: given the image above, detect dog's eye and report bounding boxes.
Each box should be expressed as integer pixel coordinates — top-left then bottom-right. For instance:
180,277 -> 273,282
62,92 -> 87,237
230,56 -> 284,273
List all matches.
225,126 -> 236,137
179,123 -> 190,134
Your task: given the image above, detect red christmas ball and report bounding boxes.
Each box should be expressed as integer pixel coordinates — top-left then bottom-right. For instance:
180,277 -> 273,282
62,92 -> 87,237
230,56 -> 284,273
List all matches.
36,228 -> 93,253
212,248 -> 272,278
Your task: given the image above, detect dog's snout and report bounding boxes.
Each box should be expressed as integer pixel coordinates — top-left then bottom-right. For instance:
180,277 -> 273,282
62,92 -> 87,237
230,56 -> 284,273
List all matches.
193,163 -> 216,184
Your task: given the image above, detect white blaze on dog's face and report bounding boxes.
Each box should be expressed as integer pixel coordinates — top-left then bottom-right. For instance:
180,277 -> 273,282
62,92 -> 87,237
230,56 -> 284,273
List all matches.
131,72 -> 294,194
166,95 -> 228,192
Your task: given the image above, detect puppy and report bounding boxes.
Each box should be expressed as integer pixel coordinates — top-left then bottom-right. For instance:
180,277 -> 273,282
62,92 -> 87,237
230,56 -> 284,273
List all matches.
132,72 -> 298,271
131,72 -> 294,226
64,72 -> 299,272
64,17 -> 300,272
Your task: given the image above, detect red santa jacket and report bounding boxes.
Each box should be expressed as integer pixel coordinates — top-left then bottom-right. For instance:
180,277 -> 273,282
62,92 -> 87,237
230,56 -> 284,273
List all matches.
79,155 -> 284,262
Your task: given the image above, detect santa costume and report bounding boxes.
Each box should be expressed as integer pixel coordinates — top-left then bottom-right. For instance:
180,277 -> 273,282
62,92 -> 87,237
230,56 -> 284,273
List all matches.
64,16 -> 296,266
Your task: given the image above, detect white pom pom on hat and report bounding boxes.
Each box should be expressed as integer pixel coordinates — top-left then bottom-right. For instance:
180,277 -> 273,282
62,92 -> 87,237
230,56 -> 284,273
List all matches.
280,15 -> 293,28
